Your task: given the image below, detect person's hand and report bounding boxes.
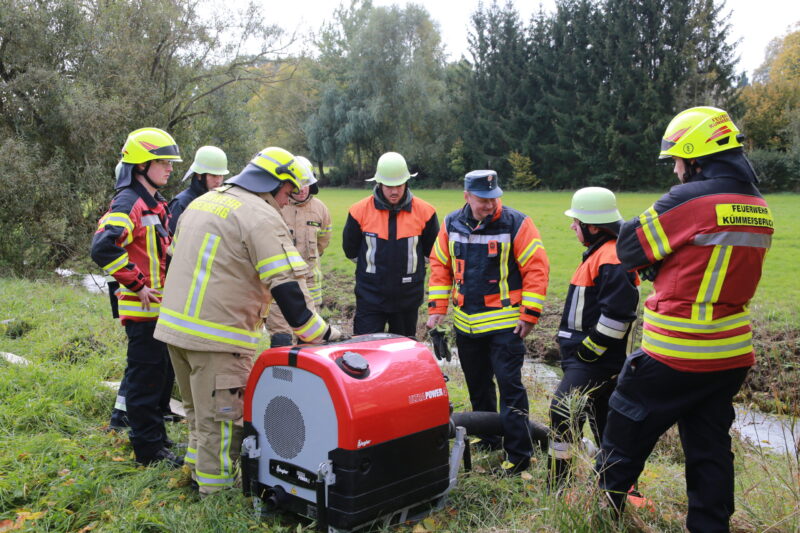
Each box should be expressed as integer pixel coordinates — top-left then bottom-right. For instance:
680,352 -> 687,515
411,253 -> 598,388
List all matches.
577,344 -> 601,363
325,325 -> 346,342
137,286 -> 161,312
427,314 -> 445,329
513,320 -> 534,339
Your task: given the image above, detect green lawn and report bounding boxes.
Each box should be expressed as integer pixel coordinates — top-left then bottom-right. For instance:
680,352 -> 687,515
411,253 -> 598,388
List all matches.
317,188 -> 798,316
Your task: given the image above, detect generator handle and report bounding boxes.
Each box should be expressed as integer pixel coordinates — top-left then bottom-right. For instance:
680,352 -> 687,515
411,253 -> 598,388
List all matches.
448,426 -> 467,491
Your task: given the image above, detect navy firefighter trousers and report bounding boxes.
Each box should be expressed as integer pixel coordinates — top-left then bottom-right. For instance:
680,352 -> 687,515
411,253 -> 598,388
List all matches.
596,350 -> 748,533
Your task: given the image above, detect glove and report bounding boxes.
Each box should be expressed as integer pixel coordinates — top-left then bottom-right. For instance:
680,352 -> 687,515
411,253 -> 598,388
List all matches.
323,325 -> 347,343
429,326 -> 451,361
638,261 -> 662,282
577,337 -> 606,363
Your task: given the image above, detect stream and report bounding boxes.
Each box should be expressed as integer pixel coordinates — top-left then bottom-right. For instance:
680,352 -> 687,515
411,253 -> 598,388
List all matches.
55,269 -> 799,455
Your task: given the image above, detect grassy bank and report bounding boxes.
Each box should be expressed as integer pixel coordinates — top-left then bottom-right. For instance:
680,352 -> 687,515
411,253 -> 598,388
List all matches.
1,275 -> 799,532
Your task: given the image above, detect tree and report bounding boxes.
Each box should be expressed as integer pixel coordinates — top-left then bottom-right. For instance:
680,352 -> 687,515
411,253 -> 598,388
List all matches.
0,0 -> 289,273
306,0 -> 452,184
739,25 -> 800,150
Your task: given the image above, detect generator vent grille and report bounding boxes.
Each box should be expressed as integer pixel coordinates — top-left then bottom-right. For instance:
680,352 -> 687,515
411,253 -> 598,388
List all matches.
272,367 -> 292,382
264,395 -> 306,459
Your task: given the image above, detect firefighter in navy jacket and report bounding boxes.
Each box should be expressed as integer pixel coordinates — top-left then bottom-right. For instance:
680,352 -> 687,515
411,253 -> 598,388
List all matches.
596,107 -> 774,532
427,170 -> 550,475
342,152 -> 439,337
90,127 -> 183,467
548,187 -> 639,491
168,145 -> 229,234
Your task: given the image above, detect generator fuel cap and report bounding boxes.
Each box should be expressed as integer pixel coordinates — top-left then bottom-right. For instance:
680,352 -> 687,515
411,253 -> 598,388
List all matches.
337,351 -> 370,378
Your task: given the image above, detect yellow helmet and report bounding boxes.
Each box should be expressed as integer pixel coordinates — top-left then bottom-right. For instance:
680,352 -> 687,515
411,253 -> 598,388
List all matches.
226,147 -> 302,194
659,106 -> 743,160
120,127 -> 182,164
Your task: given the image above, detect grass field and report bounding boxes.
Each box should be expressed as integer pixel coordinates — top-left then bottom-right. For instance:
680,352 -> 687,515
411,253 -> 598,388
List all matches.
0,190 -> 798,532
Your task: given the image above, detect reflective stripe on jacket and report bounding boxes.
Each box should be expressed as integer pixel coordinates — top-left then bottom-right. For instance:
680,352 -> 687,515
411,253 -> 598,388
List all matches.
428,200 -> 549,337
154,185 -> 327,354
342,187 -> 439,312
557,238 -> 640,370
90,180 -> 171,324
617,173 -> 773,372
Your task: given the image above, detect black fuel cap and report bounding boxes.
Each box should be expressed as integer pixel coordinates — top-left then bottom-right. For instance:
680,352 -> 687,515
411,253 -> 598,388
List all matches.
341,351 -> 369,374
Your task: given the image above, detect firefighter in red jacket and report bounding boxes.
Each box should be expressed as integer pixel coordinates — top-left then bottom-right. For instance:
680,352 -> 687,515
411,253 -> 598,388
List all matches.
596,107 -> 774,532
90,127 -> 183,467
548,187 -> 639,491
427,171 -> 550,475
343,152 -> 439,337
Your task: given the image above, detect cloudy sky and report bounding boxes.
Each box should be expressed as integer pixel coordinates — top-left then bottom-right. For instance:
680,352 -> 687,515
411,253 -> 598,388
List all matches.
231,0 -> 799,77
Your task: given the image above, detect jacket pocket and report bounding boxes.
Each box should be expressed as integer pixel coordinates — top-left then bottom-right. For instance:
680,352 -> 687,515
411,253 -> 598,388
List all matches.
213,372 -> 248,422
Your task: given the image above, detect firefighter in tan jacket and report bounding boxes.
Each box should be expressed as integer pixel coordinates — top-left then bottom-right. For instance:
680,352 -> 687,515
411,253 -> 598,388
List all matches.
266,156 -> 333,347
154,147 -> 343,496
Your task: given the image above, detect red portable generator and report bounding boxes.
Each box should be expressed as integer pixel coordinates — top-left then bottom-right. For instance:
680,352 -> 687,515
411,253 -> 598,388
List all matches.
241,333 -> 466,532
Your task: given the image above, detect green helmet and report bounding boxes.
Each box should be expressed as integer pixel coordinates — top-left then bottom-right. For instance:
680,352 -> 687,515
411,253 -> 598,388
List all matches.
659,106 -> 743,160
366,152 -> 417,186
188,146 -> 229,176
294,155 -> 319,194
564,187 -> 622,224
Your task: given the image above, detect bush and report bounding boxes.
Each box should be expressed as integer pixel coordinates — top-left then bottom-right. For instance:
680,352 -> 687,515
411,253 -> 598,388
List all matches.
0,138 -> 95,275
748,148 -> 800,192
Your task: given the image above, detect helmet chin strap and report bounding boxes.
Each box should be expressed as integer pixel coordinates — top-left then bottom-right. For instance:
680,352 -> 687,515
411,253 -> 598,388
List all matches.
133,161 -> 165,189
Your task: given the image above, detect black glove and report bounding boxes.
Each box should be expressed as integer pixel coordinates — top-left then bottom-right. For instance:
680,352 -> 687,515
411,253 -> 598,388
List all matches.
429,326 -> 451,361
577,337 -> 605,363
638,261 -> 662,282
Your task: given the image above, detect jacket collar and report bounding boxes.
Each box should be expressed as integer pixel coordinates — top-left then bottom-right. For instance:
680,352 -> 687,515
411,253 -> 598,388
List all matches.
457,199 -> 504,232
372,185 -> 413,212
130,178 -> 165,209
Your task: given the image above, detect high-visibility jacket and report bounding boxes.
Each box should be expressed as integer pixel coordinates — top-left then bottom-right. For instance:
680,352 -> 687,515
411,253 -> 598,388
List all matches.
617,156 -> 773,372
153,185 -> 328,355
90,180 -> 171,324
280,195 -> 332,304
342,187 -> 439,312
557,237 -> 640,370
428,201 -> 549,337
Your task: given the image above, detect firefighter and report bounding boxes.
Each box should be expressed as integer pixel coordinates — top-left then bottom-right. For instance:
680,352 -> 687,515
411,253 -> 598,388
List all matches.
168,145 -> 229,234
548,187 -> 639,491
596,107 -> 774,532
426,170 -> 550,475
90,127 -> 183,467
154,146 -> 343,497
266,156 -> 332,347
343,152 -> 439,337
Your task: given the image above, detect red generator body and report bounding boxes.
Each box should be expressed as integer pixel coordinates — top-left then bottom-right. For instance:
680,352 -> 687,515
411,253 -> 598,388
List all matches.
241,334 -> 461,531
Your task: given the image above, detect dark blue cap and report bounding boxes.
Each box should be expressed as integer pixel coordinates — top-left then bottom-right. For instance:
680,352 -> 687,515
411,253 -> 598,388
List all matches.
464,170 -> 503,199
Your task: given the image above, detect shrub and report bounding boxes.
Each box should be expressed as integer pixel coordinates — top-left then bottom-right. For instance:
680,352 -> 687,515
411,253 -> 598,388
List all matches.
748,148 -> 800,192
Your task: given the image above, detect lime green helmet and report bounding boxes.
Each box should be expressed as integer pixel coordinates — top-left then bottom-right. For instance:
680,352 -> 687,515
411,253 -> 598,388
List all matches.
226,146 -> 302,194
120,127 -> 182,165
564,187 -> 622,224
188,146 -> 229,176
367,152 -> 417,186
294,155 -> 319,194
659,106 -> 743,160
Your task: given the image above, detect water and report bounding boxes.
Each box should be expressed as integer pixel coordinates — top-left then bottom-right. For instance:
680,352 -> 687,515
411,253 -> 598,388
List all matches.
440,352 -> 799,455
55,268 -> 107,294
